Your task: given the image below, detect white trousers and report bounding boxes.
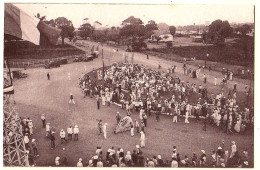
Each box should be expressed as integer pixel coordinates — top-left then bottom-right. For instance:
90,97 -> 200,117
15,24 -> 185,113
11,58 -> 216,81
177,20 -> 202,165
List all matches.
173,116 -> 177,123
69,99 -> 75,104
185,116 -> 189,123
131,128 -> 134,136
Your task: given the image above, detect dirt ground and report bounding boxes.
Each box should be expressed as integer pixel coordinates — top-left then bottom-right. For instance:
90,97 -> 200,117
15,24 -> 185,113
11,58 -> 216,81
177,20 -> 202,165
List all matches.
11,40 -> 254,167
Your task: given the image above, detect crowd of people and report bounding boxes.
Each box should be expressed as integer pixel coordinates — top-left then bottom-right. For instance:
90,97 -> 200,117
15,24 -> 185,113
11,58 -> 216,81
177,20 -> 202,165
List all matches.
79,63 -> 253,134
53,141 -> 250,167
5,61 -> 253,167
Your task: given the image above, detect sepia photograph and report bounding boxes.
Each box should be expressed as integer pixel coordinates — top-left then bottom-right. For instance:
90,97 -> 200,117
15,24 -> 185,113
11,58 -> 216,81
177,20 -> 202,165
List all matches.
2,0 -> 256,167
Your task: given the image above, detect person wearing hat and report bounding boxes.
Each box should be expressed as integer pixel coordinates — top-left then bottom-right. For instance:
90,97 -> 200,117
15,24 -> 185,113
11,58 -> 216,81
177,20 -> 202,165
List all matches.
74,125 -> 79,141
230,141 -> 237,158
140,131 -> 145,148
41,114 -> 46,128
77,158 -> 83,167
55,157 -> 60,166
67,126 -> 73,140
103,123 -> 107,139
60,129 -> 67,143
69,93 -> 75,104
31,139 -> 39,157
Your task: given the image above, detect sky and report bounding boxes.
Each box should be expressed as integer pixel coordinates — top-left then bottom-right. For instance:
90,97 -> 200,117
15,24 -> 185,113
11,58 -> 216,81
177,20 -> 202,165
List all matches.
13,3 -> 254,28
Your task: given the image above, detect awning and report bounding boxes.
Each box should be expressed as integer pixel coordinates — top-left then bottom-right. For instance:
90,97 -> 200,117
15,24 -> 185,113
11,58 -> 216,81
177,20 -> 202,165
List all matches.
4,3 -> 40,45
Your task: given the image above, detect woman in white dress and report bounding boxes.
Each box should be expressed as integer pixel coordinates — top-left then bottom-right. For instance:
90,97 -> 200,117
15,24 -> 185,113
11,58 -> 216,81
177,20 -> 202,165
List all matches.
140,131 -> 145,148
234,114 -> 242,133
101,94 -> 106,106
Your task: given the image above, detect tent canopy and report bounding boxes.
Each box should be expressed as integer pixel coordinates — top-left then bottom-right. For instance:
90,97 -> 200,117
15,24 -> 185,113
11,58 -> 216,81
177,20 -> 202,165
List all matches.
4,3 -> 61,46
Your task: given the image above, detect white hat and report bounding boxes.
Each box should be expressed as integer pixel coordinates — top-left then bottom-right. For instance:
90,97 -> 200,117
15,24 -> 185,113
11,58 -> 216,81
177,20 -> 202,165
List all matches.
75,125 -> 78,128
136,145 -> 140,149
55,157 -> 60,161
232,141 -> 236,144
93,155 -> 98,159
201,150 -> 205,154
104,123 -> 108,126
181,160 -> 186,164
157,155 -> 161,159
120,148 -> 124,152
32,139 -> 36,142
61,129 -> 64,131
79,158 -> 82,161
218,147 -> 222,150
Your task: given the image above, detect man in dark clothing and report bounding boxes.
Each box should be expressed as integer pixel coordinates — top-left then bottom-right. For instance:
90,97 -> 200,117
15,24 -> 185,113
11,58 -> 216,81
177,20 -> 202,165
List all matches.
98,120 -> 102,134
47,72 -> 50,80
97,96 -> 100,109
132,150 -> 138,166
143,114 -> 147,127
137,152 -> 144,167
50,132 -> 55,149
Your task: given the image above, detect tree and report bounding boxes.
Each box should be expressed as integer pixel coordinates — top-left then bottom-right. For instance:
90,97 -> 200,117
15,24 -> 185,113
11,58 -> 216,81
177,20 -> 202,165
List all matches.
169,26 -> 176,37
54,17 -> 75,45
208,19 -> 233,45
78,23 -> 93,40
107,27 -> 120,45
153,35 -> 161,45
145,20 -> 158,32
237,24 -> 252,36
120,17 -> 147,51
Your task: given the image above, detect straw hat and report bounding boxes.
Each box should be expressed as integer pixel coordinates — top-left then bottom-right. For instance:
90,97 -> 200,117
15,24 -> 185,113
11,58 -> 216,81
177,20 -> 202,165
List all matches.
201,150 -> 205,154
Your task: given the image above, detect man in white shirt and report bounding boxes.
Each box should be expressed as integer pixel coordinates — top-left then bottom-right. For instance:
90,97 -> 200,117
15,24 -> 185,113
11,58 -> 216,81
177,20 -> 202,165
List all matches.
74,125 -> 79,141
60,129 -> 67,143
67,126 -> 73,140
